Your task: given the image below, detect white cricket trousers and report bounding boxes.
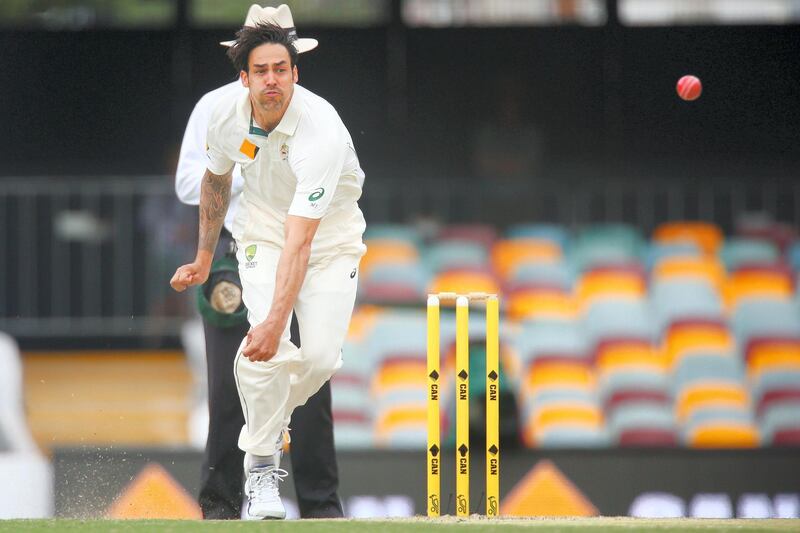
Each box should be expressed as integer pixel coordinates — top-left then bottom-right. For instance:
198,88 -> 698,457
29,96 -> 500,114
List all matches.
233,243 -> 361,456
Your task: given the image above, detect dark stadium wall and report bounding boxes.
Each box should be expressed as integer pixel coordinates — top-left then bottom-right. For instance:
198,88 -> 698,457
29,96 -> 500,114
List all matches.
0,25 -> 797,180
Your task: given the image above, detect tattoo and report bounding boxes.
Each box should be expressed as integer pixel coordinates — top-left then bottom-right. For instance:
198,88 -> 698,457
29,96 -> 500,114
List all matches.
198,170 -> 232,253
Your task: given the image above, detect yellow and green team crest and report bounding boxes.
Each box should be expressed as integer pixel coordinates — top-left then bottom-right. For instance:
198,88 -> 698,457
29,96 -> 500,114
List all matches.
245,244 -> 257,262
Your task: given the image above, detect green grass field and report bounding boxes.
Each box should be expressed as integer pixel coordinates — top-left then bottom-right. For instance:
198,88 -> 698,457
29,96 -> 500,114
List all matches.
1,518 -> 798,532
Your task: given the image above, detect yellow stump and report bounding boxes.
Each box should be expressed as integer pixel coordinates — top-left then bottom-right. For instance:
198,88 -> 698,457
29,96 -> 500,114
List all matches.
455,296 -> 470,517
485,295 -> 500,516
426,295 -> 441,517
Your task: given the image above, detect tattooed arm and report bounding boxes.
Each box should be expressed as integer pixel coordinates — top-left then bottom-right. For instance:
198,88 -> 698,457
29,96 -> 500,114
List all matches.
170,168 -> 233,292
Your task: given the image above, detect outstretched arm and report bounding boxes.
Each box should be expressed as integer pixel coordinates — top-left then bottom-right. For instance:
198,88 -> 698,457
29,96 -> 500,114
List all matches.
170,168 -> 233,291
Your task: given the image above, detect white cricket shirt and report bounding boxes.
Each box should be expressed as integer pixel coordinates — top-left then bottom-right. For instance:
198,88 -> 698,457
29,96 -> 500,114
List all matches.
206,84 -> 366,262
175,80 -> 247,232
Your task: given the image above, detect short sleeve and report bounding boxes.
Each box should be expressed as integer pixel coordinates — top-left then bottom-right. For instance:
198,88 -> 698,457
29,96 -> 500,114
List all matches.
286,130 -> 346,219
205,123 -> 235,176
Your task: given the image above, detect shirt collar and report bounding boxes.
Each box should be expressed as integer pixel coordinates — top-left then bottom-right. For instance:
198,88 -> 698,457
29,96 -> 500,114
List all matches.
273,86 -> 302,136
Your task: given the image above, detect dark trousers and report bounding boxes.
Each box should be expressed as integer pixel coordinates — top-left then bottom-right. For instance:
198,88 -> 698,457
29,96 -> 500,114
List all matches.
197,244 -> 343,519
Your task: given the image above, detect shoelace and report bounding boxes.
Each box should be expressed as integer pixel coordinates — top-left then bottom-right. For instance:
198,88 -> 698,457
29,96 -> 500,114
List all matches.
249,467 -> 288,503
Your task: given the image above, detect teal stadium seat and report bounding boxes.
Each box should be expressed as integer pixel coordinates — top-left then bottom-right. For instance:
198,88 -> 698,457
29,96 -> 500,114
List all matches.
571,224 -> 644,272
608,402 -> 675,446
359,263 -> 429,304
650,280 -> 724,335
505,223 -> 571,253
645,241 -> 702,271
423,240 -> 490,273
583,300 -> 654,349
363,223 -> 422,247
510,262 -> 575,291
514,320 -> 588,367
536,426 -> 610,448
760,402 -> 800,445
719,238 -> 780,271
672,353 -> 745,395
731,299 -> 800,348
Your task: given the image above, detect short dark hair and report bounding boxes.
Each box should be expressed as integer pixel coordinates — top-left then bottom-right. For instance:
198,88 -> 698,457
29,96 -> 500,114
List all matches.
226,22 -> 299,73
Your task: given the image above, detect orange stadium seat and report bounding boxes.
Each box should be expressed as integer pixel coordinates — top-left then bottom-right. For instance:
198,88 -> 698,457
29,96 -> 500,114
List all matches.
745,337 -> 800,378
686,423 -> 760,448
724,264 -> 794,310
652,256 -> 726,291
675,383 -> 751,422
663,320 -> 735,366
523,361 -> 595,393
491,239 -> 562,279
575,266 -> 647,310
360,240 -> 419,277
653,222 -> 724,255
507,288 -> 577,321
594,339 -> 666,374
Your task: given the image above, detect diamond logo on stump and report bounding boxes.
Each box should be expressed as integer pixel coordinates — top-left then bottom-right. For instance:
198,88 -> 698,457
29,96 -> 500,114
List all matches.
488,370 -> 498,381
488,445 -> 499,455
458,369 -> 468,380
429,444 -> 440,457
429,370 -> 439,380
458,444 -> 469,457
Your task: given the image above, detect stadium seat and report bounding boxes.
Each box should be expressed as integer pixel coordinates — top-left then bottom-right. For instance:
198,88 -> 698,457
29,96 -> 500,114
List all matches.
685,422 -> 759,448
505,223 -> 571,253
651,256 -> 726,292
650,279 -> 724,336
583,299 -> 654,351
751,369 -> 800,416
663,319 -> 734,367
731,299 -> 800,350
424,241 -> 490,273
645,241 -> 702,271
514,320 -> 588,368
509,262 -> 574,290
576,264 -> 647,311
653,221 -> 723,255
571,224 -> 644,272
719,238 -> 780,271
759,402 -> 800,445
359,263 -> 429,305
672,352 -> 745,396
725,264 -> 794,311
363,223 -> 423,247
608,402 -> 676,446
437,223 -> 498,250
506,287 -> 576,321
675,382 -> 751,423
744,336 -> 800,373
491,238 -> 562,280
360,240 -> 419,278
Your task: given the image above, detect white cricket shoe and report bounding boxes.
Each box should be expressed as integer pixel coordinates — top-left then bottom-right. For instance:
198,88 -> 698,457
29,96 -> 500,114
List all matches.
244,465 -> 288,520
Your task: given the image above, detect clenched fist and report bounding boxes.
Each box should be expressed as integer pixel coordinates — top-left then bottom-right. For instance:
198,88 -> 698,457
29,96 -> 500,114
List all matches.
170,261 -> 211,292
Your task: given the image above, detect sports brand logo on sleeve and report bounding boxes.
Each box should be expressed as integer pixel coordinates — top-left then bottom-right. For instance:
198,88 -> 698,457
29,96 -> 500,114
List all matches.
308,188 -> 325,209
308,188 -> 325,202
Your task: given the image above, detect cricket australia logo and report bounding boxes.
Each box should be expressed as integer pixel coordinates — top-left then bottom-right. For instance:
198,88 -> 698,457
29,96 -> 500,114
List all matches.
280,143 -> 289,160
244,244 -> 258,269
